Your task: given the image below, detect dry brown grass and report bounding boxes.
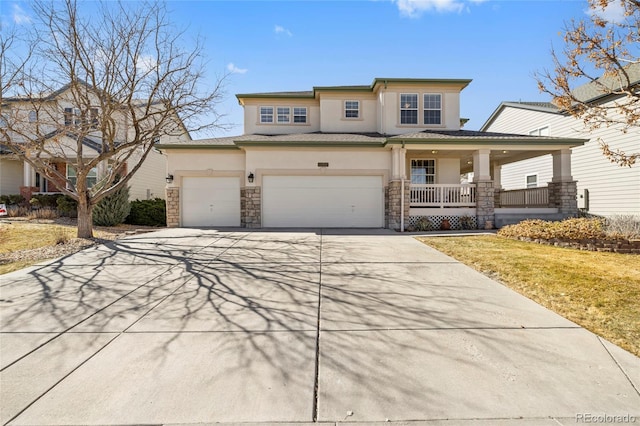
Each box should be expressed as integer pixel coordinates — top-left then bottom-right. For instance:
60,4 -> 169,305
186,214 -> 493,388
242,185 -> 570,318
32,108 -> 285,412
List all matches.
418,235 -> 640,357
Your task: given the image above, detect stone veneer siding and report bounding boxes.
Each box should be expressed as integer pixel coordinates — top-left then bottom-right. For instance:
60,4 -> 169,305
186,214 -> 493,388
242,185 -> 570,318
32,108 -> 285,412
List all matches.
548,181 -> 578,216
241,187 -> 261,228
475,180 -> 495,229
166,187 -> 179,227
388,180 -> 410,231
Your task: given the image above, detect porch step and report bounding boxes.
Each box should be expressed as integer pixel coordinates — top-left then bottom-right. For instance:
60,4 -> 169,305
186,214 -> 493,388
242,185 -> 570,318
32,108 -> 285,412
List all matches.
494,212 -> 567,228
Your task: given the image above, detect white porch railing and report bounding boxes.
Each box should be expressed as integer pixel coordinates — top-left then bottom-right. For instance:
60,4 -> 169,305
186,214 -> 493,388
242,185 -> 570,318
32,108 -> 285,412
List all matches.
499,187 -> 549,207
410,184 -> 476,207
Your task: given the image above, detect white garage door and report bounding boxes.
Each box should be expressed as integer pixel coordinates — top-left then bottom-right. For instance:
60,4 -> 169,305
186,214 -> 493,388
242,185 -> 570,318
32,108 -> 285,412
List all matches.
182,177 -> 240,227
263,175 -> 384,228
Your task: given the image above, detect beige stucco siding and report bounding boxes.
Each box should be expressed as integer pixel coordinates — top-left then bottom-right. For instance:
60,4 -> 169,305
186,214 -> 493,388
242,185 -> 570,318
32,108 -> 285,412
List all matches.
486,104 -> 640,216
0,158 -> 23,195
243,102 -> 320,135
319,97 -> 378,133
166,150 -> 245,173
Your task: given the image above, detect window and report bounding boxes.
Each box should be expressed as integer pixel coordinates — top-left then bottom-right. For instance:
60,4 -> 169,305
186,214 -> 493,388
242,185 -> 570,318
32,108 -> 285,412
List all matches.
529,126 -> 549,136
526,174 -> 538,188
411,159 -> 436,184
277,107 -> 290,123
400,94 -> 418,124
293,107 -> 307,124
0,114 -> 7,127
345,101 -> 359,119
28,111 -> 37,122
423,94 -> 442,125
67,165 -> 98,188
89,108 -> 99,129
64,107 -> 98,128
260,106 -> 274,123
64,108 -> 80,126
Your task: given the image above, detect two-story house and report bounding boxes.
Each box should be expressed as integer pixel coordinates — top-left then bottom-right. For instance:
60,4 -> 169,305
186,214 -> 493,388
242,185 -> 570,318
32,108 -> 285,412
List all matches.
0,82 -> 189,202
157,78 -> 585,230
480,65 -> 640,217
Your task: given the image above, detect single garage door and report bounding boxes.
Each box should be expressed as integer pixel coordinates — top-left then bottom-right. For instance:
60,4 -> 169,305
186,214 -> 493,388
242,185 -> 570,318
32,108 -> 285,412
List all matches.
182,176 -> 240,227
263,175 -> 384,228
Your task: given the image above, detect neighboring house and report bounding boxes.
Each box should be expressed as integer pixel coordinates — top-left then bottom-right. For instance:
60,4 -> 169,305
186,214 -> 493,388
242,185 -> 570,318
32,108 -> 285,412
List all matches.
156,78 -> 585,230
0,83 -> 189,202
481,71 -> 640,217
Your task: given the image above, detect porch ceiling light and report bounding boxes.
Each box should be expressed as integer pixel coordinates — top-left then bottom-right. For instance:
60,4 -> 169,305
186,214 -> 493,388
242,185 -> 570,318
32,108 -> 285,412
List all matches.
502,150 -> 509,154
431,150 -> 438,154
165,174 -> 174,183
248,172 -> 255,183
467,161 -> 472,165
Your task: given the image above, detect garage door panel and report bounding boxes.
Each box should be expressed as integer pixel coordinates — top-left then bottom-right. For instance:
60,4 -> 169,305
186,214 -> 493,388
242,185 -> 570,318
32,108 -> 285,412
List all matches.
182,177 -> 240,227
263,176 -> 383,228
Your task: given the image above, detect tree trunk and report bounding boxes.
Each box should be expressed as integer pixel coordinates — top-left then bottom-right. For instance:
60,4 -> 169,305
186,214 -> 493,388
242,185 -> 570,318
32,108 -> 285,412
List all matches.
76,193 -> 94,239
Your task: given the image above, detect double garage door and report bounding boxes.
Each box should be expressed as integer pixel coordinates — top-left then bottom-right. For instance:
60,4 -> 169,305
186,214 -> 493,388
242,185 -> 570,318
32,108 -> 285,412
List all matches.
181,175 -> 384,228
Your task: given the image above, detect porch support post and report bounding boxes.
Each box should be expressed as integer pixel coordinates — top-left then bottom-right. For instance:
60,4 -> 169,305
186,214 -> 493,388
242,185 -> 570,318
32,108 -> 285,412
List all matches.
473,149 -> 494,229
492,164 -> 502,189
388,146 -> 408,231
23,161 -> 32,187
549,149 -> 578,217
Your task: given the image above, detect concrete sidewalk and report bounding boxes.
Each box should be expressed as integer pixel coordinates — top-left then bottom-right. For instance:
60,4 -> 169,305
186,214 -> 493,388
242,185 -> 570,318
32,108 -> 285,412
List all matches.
0,229 -> 638,425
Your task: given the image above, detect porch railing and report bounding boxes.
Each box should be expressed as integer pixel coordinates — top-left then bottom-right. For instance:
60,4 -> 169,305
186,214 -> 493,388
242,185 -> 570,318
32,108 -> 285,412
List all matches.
499,187 -> 549,207
410,184 -> 476,207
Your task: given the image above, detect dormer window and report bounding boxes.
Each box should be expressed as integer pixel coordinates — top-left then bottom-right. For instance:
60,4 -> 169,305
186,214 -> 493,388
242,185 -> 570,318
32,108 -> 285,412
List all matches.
423,94 -> 442,125
345,101 -> 359,119
400,94 -> 418,124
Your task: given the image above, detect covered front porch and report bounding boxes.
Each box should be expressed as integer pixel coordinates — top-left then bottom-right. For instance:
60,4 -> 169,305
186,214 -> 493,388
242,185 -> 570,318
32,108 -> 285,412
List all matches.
386,130 -> 586,230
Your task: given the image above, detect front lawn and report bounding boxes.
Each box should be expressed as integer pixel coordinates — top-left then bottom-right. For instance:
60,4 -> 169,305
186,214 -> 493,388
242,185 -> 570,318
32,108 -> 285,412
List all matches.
418,235 -> 640,357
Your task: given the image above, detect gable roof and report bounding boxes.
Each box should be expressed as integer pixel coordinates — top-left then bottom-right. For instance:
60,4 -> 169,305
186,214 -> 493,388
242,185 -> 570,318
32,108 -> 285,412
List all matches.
480,101 -> 562,131
236,77 -> 473,104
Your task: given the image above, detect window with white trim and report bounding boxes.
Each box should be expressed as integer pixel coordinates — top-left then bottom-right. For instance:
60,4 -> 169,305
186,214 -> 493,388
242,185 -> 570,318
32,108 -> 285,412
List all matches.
411,159 -> 436,184
423,94 -> 442,125
529,126 -> 549,136
293,107 -> 307,123
345,100 -> 359,119
525,174 -> 538,188
400,94 -> 418,124
260,106 -> 274,123
64,107 -> 99,128
277,107 -> 290,123
67,165 -> 98,188
28,111 -> 37,122
0,113 -> 7,127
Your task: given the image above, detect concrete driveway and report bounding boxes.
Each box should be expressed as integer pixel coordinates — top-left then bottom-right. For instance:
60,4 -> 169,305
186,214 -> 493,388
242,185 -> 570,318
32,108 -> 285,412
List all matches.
1,229 -> 639,425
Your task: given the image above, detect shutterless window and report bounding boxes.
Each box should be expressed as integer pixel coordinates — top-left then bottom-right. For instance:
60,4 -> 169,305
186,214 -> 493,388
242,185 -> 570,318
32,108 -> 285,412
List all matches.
64,108 -> 82,126
28,111 -> 37,122
526,174 -> 537,188
400,94 -> 418,124
293,107 -> 307,123
67,165 -> 98,188
260,107 -> 274,123
345,101 -> 359,119
423,94 -> 442,125
411,159 -> 436,184
277,107 -> 290,123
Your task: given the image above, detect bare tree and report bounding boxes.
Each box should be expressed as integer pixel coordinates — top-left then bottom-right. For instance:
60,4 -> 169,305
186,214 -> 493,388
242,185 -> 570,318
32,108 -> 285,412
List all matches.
0,0 -> 225,237
537,0 -> 640,167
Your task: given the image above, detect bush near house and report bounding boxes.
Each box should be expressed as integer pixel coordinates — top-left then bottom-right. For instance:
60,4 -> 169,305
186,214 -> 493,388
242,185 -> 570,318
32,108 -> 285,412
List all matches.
0,194 -> 25,205
93,186 -> 131,226
125,198 -> 166,227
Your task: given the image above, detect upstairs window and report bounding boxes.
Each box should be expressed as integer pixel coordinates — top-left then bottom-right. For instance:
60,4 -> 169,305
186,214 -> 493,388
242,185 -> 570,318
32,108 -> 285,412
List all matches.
293,107 -> 307,124
411,159 -> 436,184
423,94 -> 442,125
345,101 -> 359,119
64,107 -> 99,128
28,110 -> 37,122
277,107 -> 290,123
260,106 -> 274,123
0,113 -> 7,127
400,94 -> 418,124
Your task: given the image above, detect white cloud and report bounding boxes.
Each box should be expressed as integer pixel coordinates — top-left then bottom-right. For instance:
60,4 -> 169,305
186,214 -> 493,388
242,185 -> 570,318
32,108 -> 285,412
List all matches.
227,62 -> 248,74
589,1 -> 626,24
137,55 -> 158,73
394,0 -> 485,17
274,25 -> 293,37
12,4 -> 32,24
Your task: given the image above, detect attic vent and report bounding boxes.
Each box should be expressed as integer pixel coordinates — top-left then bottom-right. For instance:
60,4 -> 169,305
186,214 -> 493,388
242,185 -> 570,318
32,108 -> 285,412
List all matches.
317,162 -> 329,168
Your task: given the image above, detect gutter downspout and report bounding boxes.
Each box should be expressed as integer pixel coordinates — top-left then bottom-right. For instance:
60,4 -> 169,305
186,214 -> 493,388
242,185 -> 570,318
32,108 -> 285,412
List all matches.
400,141 -> 405,233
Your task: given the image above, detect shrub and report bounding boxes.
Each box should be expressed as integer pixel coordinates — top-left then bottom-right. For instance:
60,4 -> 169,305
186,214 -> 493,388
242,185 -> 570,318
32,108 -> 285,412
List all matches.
414,217 -> 435,232
30,194 -> 63,208
498,218 -> 607,241
460,215 -> 475,230
93,186 -> 131,226
604,215 -> 640,240
56,195 -> 78,217
27,207 -> 59,220
0,194 -> 25,205
7,205 -> 29,217
125,198 -> 166,226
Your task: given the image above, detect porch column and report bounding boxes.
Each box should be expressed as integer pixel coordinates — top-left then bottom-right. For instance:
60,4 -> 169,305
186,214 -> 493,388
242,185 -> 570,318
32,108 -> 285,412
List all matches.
23,161 -> 32,187
549,149 -> 578,216
492,163 -> 502,208
388,146 -> 408,231
473,150 -> 494,229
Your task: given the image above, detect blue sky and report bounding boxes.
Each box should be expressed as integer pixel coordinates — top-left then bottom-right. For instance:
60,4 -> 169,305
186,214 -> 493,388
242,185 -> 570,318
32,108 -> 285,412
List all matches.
4,0 -> 619,137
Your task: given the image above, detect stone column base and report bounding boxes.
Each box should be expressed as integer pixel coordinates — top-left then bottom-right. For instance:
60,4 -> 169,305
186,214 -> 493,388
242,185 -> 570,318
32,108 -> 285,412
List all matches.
241,187 -> 261,228
166,187 -> 179,227
548,180 -> 578,216
475,180 -> 495,229
388,180 -> 410,231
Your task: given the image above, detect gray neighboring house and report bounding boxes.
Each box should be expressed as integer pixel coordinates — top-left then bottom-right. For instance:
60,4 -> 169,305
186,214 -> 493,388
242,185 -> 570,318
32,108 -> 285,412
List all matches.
481,69 -> 640,217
